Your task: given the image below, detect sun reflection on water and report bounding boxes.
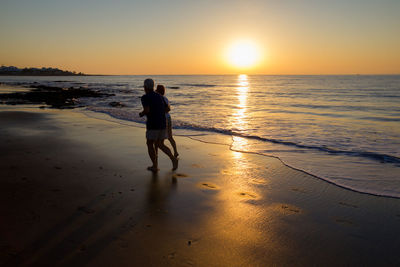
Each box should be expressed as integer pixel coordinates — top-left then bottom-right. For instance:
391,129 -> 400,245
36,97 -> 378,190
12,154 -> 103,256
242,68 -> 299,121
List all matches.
231,74 -> 249,132
229,74 -> 251,158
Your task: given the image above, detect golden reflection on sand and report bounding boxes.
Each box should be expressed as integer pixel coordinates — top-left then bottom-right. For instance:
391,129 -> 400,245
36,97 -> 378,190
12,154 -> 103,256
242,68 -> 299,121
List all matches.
224,76 -> 259,200
232,136 -> 249,154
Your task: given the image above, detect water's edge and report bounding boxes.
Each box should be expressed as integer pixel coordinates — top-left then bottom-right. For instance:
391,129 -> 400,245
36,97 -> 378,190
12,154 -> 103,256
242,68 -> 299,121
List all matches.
81,108 -> 400,199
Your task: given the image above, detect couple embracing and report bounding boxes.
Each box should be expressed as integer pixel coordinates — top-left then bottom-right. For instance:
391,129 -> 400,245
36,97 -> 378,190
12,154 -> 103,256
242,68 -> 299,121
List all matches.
139,78 -> 179,172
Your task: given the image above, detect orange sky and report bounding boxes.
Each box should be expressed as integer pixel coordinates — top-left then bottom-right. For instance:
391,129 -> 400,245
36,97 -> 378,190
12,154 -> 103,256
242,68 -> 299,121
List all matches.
1,0 -> 399,75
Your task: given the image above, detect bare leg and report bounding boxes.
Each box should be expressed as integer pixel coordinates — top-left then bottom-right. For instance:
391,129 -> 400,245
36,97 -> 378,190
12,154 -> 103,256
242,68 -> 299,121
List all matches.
157,139 -> 179,170
168,125 -> 179,157
146,139 -> 158,172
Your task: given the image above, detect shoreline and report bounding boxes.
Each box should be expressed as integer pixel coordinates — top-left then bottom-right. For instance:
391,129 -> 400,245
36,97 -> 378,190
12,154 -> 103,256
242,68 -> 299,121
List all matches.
86,109 -> 400,200
1,78 -> 399,199
190,134 -> 400,200
1,106 -> 400,266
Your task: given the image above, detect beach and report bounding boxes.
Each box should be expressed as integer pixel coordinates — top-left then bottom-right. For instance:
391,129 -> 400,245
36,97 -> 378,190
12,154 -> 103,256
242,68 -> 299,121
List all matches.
2,0 -> 399,264
2,75 -> 399,198
1,106 -> 400,266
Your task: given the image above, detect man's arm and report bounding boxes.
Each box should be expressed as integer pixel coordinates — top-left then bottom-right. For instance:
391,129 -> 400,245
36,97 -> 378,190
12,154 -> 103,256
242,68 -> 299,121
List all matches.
139,106 -> 150,117
140,95 -> 150,117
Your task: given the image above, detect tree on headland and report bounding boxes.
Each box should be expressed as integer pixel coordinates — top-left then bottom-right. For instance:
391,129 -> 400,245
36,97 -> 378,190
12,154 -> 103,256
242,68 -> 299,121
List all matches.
0,66 -> 86,76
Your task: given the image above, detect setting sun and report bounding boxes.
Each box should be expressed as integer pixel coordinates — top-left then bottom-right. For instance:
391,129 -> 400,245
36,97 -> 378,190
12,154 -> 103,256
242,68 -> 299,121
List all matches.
226,40 -> 261,68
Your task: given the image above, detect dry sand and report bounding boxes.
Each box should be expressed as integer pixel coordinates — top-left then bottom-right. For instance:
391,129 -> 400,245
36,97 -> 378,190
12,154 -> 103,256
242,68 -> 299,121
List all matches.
0,107 -> 400,266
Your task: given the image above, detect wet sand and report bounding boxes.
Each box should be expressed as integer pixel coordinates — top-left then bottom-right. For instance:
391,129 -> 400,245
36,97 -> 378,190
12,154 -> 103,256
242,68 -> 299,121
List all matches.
1,108 -> 400,266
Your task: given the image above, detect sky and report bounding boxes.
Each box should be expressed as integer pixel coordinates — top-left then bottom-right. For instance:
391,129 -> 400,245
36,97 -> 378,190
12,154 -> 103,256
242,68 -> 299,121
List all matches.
1,0 -> 399,75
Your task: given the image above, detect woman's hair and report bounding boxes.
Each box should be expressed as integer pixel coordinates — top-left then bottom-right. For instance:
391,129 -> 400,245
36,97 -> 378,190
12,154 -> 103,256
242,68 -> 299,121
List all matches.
156,84 -> 165,95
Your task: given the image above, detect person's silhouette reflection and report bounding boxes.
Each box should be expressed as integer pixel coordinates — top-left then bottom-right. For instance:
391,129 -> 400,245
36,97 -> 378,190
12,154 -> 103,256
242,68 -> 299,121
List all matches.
145,172 -> 177,214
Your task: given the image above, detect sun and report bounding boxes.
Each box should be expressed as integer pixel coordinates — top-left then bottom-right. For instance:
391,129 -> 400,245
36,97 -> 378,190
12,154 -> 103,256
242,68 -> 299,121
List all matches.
226,40 -> 260,68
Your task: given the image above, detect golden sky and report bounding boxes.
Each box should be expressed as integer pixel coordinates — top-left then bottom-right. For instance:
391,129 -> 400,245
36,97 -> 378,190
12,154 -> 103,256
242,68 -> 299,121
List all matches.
1,0 -> 399,75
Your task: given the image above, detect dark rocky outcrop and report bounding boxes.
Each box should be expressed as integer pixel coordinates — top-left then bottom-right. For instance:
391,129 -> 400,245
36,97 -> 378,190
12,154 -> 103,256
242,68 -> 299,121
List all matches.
0,85 -> 113,108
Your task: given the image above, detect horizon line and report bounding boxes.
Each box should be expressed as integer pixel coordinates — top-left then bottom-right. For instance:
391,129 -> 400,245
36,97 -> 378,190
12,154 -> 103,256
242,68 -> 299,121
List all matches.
2,65 -> 399,76
87,73 -> 400,76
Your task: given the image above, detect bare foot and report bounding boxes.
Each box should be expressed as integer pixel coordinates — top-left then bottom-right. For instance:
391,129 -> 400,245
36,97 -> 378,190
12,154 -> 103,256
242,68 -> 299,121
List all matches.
172,157 -> 179,171
147,166 -> 159,172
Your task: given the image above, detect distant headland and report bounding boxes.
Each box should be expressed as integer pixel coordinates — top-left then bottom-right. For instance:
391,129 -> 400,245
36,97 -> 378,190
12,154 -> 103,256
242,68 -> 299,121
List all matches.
0,66 -> 87,76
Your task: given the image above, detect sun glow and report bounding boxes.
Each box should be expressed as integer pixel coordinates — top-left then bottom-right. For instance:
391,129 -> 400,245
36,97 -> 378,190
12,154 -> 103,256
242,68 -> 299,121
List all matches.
227,40 -> 260,68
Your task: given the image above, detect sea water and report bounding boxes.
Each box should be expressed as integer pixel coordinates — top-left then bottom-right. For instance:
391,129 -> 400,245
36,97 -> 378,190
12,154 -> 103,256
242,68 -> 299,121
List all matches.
1,75 -> 399,197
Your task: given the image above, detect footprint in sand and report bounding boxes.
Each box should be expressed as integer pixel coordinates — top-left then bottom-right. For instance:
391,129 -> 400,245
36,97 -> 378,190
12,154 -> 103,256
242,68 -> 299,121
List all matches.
251,178 -> 268,185
291,187 -> 307,193
77,206 -> 95,214
185,259 -> 195,266
167,252 -> 176,259
198,182 -> 219,190
338,202 -> 358,208
271,203 -> 301,214
187,238 -> 200,246
114,209 -> 123,215
118,240 -> 129,249
173,173 -> 189,178
237,192 -> 258,199
191,164 -> 204,168
335,218 -> 355,226
281,204 -> 300,213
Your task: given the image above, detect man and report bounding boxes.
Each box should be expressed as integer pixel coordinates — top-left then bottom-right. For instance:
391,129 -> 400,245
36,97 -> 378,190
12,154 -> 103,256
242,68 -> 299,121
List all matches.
139,78 -> 178,172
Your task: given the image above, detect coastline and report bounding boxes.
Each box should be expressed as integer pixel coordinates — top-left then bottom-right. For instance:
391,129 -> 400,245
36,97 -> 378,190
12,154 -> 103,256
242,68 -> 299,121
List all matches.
2,75 -> 399,199
1,106 -> 400,266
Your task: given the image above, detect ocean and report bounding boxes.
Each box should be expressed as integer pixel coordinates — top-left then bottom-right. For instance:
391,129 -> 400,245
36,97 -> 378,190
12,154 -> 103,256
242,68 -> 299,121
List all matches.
1,75 -> 399,197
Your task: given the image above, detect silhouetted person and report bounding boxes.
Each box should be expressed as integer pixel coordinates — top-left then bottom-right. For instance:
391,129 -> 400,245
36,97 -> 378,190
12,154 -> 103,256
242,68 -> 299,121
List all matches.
156,85 -> 179,158
139,79 -> 178,172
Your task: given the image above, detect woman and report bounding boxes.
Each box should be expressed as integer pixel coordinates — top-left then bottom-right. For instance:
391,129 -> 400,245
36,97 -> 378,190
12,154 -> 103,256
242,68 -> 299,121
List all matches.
156,84 -> 179,158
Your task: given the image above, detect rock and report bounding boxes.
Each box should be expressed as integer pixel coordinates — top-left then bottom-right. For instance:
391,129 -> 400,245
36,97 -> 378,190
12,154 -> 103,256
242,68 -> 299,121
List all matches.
0,84 -> 113,108
109,101 -> 126,107
77,206 -> 95,214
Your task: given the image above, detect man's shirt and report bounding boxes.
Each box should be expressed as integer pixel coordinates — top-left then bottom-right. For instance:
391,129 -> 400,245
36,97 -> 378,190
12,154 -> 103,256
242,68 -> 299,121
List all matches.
141,91 -> 166,130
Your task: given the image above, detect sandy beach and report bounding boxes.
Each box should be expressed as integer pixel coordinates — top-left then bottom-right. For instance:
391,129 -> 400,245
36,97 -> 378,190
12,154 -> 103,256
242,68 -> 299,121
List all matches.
1,107 -> 400,266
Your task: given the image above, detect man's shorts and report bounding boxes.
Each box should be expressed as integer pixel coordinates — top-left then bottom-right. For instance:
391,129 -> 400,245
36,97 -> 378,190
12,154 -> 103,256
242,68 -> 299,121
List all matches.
146,129 -> 168,140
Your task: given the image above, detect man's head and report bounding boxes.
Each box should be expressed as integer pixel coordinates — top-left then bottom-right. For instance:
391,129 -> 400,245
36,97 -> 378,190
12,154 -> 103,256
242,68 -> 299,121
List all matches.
144,78 -> 154,93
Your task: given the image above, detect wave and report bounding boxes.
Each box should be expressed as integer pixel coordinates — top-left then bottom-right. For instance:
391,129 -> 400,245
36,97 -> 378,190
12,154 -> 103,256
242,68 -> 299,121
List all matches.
86,106 -> 400,165
360,116 -> 400,122
179,83 -> 217,87
172,121 -> 400,164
